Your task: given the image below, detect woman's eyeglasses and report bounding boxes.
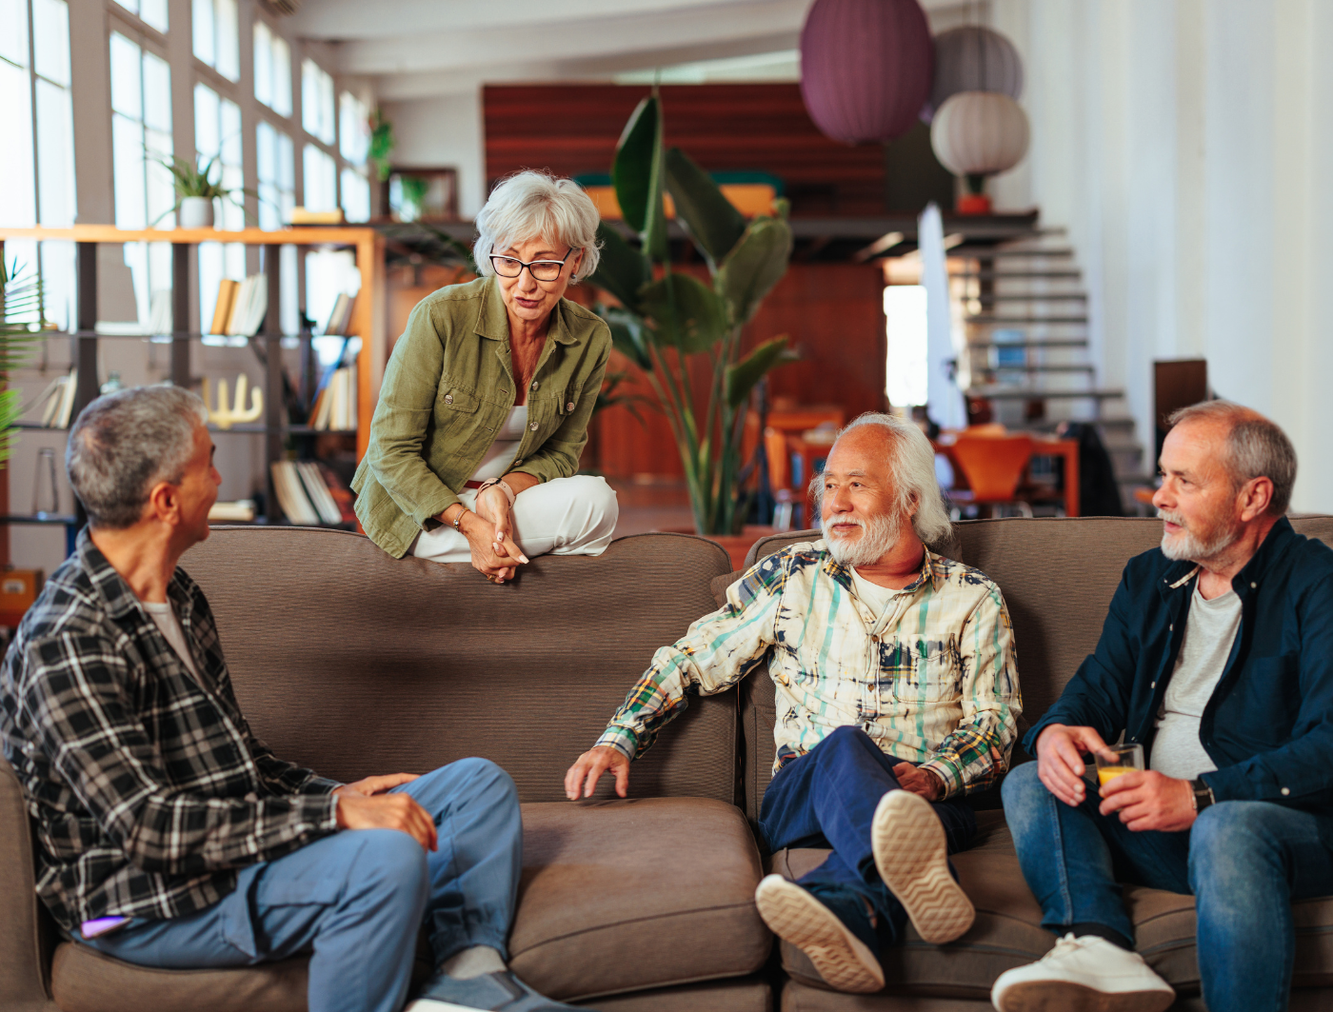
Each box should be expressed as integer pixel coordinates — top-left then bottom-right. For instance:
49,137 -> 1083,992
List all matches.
490,249 -> 574,283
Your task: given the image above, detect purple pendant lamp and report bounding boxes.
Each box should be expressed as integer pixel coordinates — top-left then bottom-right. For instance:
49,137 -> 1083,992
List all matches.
799,0 -> 935,146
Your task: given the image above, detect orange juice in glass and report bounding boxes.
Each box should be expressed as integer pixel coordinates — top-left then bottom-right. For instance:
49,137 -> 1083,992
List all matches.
1095,743 -> 1144,788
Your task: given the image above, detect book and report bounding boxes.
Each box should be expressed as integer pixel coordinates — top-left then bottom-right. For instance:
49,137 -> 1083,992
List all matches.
40,370 -> 79,428
270,461 -> 320,525
210,279 -> 239,335
33,373 -> 69,427
290,207 -> 345,225
310,363 -> 357,431
317,463 -> 358,524
207,499 -> 256,522
220,275 -> 269,337
296,461 -> 342,524
322,293 -> 355,336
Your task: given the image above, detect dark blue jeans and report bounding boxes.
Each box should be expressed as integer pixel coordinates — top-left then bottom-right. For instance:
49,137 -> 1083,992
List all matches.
1003,761 -> 1333,1012
758,725 -> 977,949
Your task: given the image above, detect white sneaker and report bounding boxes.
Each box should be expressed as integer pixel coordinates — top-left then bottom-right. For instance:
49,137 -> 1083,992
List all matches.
871,790 -> 975,944
754,874 -> 885,993
990,933 -> 1176,1012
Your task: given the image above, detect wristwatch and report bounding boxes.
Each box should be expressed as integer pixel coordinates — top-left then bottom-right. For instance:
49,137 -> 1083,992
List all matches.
477,478 -> 516,507
1190,778 -> 1215,812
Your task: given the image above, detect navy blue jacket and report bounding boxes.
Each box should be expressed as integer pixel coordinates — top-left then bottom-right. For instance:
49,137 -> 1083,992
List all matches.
1026,518 -> 1333,836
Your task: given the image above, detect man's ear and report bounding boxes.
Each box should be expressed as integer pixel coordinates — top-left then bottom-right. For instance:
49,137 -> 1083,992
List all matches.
906,491 -> 920,518
1238,476 -> 1274,522
146,480 -> 182,525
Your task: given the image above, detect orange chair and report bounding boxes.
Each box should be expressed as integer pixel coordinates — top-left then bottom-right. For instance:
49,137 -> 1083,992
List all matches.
947,434 -> 1035,518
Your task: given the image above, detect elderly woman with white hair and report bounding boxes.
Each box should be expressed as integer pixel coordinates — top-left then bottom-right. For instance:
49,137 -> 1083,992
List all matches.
353,171 -> 617,583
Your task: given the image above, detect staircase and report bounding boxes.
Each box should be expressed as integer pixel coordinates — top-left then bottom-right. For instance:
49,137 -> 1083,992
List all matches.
948,237 -> 1151,513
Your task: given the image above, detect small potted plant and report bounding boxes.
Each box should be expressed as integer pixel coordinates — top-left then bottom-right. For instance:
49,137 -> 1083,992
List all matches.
157,155 -> 254,229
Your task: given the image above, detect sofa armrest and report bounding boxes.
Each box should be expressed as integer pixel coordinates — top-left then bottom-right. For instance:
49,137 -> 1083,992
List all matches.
0,756 -> 59,1011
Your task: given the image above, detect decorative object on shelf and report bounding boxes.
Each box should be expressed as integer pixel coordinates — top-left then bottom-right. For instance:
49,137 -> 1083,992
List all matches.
32,448 -> 59,516
923,26 -> 1024,122
0,258 -> 44,461
99,371 -> 124,396
930,91 -> 1030,215
588,93 -> 797,536
203,374 -> 264,429
383,168 -> 459,222
156,155 -> 256,229
290,207 -> 346,225
208,499 -> 256,522
0,568 -> 41,629
799,0 -> 934,145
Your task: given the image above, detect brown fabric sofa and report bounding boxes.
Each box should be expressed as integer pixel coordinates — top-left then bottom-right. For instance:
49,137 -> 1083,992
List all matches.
3,517 -> 1333,1012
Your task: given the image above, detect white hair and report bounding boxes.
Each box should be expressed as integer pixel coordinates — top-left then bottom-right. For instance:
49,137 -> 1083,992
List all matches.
474,171 -> 602,282
809,412 -> 954,545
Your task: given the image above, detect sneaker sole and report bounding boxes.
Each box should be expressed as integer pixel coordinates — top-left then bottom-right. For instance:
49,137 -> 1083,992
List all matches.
754,874 -> 885,993
871,790 -> 975,944
994,980 -> 1175,1012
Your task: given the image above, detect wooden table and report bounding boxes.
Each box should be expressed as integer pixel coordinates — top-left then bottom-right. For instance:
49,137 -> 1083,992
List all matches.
934,435 -> 1081,517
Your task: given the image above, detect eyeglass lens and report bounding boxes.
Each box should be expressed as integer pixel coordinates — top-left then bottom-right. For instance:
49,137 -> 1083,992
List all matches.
490,255 -> 566,282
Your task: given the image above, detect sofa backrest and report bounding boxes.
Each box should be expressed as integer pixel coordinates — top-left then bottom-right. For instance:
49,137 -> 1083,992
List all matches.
738,515 -> 1333,817
184,527 -> 736,804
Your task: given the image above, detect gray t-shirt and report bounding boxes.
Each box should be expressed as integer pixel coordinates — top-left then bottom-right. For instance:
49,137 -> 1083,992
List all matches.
1150,582 -> 1241,780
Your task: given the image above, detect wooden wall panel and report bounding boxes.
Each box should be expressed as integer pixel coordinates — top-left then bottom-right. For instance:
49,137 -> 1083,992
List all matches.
484,83 -> 888,216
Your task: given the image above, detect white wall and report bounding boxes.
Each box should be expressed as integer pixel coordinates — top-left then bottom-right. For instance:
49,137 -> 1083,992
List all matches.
990,0 -> 1333,512
381,92 -> 487,219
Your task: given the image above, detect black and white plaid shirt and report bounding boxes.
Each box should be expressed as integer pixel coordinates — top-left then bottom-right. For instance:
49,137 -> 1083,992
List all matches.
1,530 -> 341,933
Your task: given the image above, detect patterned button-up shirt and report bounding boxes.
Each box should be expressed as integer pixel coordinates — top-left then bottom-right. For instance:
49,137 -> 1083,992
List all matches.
596,541 -> 1022,798
0,531 -> 341,933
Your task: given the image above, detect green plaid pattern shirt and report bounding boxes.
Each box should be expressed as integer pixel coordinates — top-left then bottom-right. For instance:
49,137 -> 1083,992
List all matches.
1,531 -> 341,933
596,541 -> 1022,798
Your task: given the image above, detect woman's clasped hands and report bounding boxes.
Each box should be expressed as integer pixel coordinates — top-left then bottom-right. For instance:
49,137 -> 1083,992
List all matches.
466,484 -> 530,584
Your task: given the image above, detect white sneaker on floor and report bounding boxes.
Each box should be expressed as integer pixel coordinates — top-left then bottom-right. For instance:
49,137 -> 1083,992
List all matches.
990,933 -> 1176,1012
871,790 -> 975,944
753,874 -> 885,994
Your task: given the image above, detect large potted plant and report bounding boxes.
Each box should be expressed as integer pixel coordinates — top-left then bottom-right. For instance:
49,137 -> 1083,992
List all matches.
589,94 -> 795,539
0,259 -> 44,465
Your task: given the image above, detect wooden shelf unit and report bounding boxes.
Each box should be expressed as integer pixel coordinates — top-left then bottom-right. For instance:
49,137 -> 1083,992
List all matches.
0,225 -> 385,525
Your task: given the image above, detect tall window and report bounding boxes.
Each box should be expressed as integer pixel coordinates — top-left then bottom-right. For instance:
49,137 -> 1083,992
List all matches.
303,144 -> 337,212
195,83 -> 244,338
338,90 -> 370,222
253,20 -> 291,117
0,0 -> 77,328
192,0 -> 238,81
258,120 -> 297,335
111,0 -> 166,33
109,30 -> 173,328
301,59 -> 335,145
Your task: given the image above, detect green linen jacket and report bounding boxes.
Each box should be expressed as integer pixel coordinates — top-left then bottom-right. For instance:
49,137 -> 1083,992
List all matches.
352,276 -> 611,558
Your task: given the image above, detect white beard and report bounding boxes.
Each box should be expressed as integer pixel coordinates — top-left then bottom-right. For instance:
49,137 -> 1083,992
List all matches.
1158,508 -> 1240,561
822,510 -> 904,567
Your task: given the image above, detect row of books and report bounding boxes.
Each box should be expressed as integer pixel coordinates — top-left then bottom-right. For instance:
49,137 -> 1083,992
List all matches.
309,364 -> 357,431
209,276 -> 269,337
32,371 -> 78,428
270,460 -> 356,526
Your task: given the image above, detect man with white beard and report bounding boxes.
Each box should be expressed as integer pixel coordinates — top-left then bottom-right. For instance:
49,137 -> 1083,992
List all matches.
991,401 -> 1333,1012
565,413 -> 1020,993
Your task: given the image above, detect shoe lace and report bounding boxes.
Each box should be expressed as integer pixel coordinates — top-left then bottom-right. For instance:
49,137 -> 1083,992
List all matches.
1041,933 -> 1095,965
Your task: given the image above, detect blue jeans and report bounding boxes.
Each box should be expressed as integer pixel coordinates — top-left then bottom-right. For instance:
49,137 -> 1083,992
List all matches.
1003,761 -> 1333,1012
81,758 -> 522,1012
758,725 -> 976,949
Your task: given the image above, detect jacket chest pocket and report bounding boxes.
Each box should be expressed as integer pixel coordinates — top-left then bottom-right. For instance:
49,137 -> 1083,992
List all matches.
880,636 -> 959,703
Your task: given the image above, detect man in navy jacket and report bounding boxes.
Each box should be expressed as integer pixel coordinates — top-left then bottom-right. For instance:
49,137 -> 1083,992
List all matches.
990,401 -> 1333,1012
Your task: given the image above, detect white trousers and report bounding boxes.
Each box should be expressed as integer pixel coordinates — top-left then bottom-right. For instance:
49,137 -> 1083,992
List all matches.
410,474 -> 618,563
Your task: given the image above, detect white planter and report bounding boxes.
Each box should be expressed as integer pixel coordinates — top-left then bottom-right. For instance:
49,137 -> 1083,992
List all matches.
179,197 -> 215,229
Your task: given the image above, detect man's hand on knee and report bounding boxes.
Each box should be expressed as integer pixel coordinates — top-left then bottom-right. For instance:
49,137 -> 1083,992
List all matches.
335,791 -> 439,851
892,762 -> 945,801
335,773 -> 420,797
1098,770 -> 1196,832
1035,724 -> 1110,807
564,746 -> 629,800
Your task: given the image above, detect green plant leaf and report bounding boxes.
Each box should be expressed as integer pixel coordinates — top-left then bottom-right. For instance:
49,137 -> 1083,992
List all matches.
600,305 -> 652,370
638,273 -> 728,354
715,215 -> 794,327
664,147 -> 747,267
612,96 -> 668,261
588,223 -> 648,310
725,335 -> 797,409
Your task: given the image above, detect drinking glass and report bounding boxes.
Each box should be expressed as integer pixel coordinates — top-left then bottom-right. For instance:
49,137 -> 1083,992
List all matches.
32,448 -> 60,517
1094,742 -> 1144,788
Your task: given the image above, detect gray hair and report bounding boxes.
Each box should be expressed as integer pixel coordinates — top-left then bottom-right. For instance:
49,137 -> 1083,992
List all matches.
1167,400 -> 1297,515
809,412 -> 954,544
66,385 -> 209,529
474,171 -> 602,282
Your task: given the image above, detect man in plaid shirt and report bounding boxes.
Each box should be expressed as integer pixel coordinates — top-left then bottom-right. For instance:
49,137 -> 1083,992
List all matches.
1,386 -> 582,1012
566,414 -> 1021,994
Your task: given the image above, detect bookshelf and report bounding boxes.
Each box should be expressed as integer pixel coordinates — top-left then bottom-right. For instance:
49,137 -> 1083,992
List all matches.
0,225 -> 386,527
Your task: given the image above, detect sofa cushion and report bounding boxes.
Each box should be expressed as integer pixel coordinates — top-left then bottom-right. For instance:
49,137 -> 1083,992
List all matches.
184,529 -> 737,805
48,798 -> 769,1011
772,809 -> 1333,1002
511,798 -> 771,1002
